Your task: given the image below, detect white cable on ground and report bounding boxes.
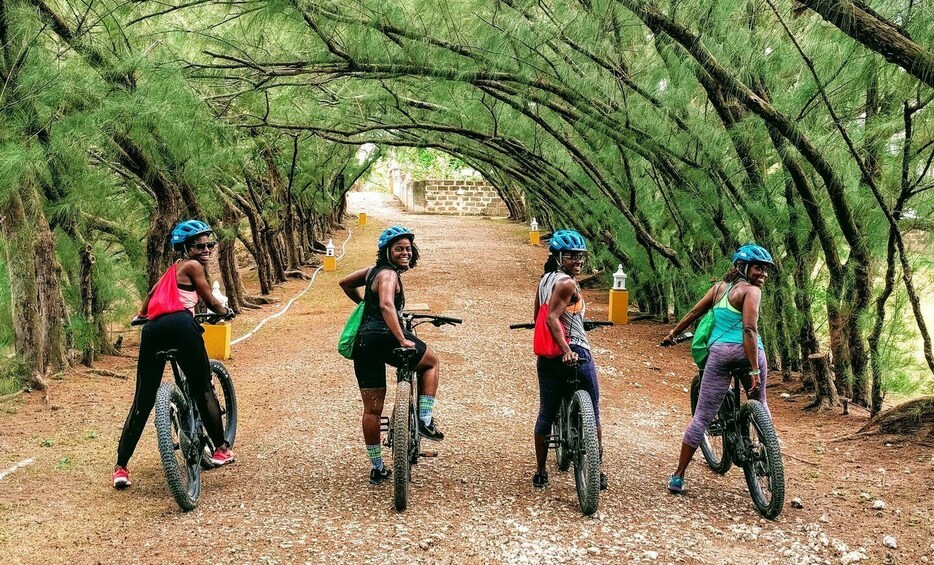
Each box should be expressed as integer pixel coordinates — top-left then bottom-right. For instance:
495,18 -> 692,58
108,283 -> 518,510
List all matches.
231,228 -> 353,347
0,458 -> 34,481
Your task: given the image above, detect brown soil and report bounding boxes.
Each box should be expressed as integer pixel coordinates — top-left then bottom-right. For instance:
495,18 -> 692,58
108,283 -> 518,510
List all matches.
1,192 -> 932,564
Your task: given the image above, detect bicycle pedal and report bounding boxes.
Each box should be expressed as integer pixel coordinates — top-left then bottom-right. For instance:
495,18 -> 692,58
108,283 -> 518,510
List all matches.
420,450 -> 438,458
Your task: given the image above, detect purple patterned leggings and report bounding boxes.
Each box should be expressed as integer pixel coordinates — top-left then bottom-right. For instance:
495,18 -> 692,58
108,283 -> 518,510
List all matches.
683,343 -> 769,448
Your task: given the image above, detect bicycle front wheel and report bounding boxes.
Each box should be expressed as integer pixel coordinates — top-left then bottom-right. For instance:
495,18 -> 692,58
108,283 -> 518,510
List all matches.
739,400 -> 785,519
200,361 -> 239,469
553,399 -> 571,471
154,382 -> 201,511
569,390 -> 600,516
392,379 -> 412,512
691,374 -> 732,475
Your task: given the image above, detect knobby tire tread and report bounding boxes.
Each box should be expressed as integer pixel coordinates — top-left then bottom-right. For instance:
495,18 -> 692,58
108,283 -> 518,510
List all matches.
740,400 -> 785,519
154,382 -> 200,511
210,360 -> 238,447
571,390 -> 600,516
393,380 -> 412,512
555,399 -> 571,471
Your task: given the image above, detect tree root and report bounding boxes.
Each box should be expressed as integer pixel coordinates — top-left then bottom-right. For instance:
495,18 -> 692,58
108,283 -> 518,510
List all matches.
0,390 -> 24,402
857,396 -> 934,438
284,269 -> 311,280
83,368 -> 128,380
245,295 -> 277,305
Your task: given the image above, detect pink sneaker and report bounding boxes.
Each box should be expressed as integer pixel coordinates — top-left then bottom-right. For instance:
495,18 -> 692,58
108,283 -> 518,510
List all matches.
210,447 -> 235,467
113,466 -> 131,489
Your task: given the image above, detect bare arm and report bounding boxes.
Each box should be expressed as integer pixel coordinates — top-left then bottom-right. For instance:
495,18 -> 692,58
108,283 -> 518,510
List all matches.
374,270 -> 408,345
338,267 -> 371,304
741,284 -> 762,391
181,261 -> 227,313
662,282 -> 722,344
547,278 -> 577,363
532,282 -> 541,322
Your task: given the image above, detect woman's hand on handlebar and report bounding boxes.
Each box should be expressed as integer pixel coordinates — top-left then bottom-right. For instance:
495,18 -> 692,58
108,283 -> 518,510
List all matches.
660,330 -> 677,347
400,338 -> 416,349
562,349 -> 579,365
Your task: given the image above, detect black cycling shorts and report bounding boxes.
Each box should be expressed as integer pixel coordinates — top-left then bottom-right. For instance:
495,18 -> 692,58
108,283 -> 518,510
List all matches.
352,330 -> 427,389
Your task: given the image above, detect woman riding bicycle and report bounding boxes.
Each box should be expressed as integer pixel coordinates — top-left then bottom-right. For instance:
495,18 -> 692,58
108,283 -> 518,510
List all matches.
531,230 -> 607,491
339,226 -> 444,485
661,244 -> 775,494
113,220 -> 236,489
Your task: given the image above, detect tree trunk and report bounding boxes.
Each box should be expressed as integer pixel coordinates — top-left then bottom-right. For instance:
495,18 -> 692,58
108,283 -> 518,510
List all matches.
0,185 -> 68,389
806,353 -> 840,411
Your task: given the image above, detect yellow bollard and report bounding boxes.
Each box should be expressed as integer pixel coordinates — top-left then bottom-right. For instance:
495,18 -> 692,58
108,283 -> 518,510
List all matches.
608,264 -> 629,325
323,238 -> 337,271
359,212 -> 367,226
203,322 -> 232,360
529,217 -> 540,245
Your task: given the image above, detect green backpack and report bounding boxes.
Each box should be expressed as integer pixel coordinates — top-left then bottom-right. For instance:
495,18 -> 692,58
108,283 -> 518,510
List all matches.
338,301 -> 365,359
690,283 -> 732,366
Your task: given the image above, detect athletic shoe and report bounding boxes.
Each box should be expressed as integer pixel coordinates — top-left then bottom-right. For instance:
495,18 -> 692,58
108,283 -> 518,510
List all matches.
532,471 -> 549,489
667,475 -> 685,494
210,447 -> 236,467
113,466 -> 131,489
600,472 -> 608,491
369,466 -> 392,485
418,419 -> 444,441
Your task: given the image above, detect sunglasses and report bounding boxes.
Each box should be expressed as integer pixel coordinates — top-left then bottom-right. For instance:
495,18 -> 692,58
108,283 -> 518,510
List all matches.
191,242 -> 217,251
562,252 -> 587,262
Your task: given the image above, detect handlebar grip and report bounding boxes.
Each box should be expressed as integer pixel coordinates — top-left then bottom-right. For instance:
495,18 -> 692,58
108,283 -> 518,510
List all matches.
509,323 -> 535,330
131,317 -> 148,326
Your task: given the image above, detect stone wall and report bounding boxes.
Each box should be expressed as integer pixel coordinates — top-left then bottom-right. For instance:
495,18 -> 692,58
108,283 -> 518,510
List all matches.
406,179 -> 509,216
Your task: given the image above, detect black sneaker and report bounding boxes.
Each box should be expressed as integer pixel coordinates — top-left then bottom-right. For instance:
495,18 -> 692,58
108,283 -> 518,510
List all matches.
369,466 -> 392,485
600,472 -> 608,491
533,471 -> 549,489
418,419 -> 444,441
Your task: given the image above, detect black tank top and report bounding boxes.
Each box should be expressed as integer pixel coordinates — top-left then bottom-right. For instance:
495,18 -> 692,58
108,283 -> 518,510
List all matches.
359,265 -> 405,334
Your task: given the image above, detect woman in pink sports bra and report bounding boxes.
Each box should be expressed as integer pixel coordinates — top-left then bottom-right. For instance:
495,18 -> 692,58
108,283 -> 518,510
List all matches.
113,220 -> 235,490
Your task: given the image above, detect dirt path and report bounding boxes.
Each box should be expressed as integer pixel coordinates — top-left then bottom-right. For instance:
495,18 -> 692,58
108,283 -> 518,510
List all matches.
1,192 -> 932,564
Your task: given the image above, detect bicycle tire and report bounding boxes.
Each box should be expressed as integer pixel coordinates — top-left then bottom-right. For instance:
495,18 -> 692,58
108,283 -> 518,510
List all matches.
690,374 -> 732,475
554,399 -> 571,471
154,382 -> 201,511
200,361 -> 239,470
570,390 -> 600,516
739,400 -> 785,519
210,360 -> 238,447
392,379 -> 412,512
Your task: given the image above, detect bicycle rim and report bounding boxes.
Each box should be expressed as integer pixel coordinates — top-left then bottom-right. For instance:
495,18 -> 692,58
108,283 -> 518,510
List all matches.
554,399 -> 571,471
210,360 -> 238,448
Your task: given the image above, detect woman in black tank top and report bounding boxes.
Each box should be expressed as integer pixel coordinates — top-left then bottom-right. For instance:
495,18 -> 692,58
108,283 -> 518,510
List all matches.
338,226 -> 445,485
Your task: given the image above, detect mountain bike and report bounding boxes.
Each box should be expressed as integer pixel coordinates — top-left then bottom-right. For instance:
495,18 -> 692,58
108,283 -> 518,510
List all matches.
510,320 -> 612,515
662,333 -> 785,519
132,312 -> 238,511
382,312 -> 462,512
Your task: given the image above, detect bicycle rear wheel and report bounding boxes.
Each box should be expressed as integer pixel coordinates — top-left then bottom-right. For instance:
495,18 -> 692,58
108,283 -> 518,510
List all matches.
201,361 -> 239,469
739,400 -> 785,519
691,374 -> 732,475
392,379 -> 412,512
154,382 -> 201,511
569,390 -> 600,516
553,399 -> 571,471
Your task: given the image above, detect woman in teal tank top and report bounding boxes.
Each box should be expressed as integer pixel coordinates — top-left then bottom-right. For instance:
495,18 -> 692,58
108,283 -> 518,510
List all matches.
660,245 -> 776,495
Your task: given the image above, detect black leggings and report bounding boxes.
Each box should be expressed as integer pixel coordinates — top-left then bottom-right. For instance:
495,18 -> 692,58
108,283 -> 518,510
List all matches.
116,311 -> 225,467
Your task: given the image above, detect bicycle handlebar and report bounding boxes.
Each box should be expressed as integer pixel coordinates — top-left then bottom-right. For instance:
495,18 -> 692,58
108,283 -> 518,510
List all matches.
131,311 -> 234,327
403,313 -> 463,327
659,332 -> 694,347
509,321 -> 613,331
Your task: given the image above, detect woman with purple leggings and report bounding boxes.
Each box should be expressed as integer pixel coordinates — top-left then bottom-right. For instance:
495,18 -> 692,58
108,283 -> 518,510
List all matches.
660,244 -> 776,494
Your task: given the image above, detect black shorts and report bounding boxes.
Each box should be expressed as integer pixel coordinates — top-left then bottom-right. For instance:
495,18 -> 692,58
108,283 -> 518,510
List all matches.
352,330 -> 428,389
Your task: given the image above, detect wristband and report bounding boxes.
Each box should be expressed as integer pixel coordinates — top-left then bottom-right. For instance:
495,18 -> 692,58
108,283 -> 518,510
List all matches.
748,369 -> 761,376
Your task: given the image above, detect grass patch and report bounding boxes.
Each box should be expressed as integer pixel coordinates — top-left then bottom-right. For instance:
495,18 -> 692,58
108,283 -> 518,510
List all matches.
56,458 -> 72,471
0,357 -> 25,396
39,438 -> 56,447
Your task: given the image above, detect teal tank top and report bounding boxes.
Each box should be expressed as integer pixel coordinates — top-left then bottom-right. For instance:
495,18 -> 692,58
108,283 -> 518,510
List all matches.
710,284 -> 763,350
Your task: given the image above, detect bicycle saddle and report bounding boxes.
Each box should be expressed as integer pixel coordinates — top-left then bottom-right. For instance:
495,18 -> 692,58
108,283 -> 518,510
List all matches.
156,349 -> 180,360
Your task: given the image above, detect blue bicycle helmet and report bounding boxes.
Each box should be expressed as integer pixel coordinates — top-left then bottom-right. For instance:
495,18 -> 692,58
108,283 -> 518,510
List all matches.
732,244 -> 775,267
170,219 -> 213,247
377,226 -> 414,249
549,229 -> 587,252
